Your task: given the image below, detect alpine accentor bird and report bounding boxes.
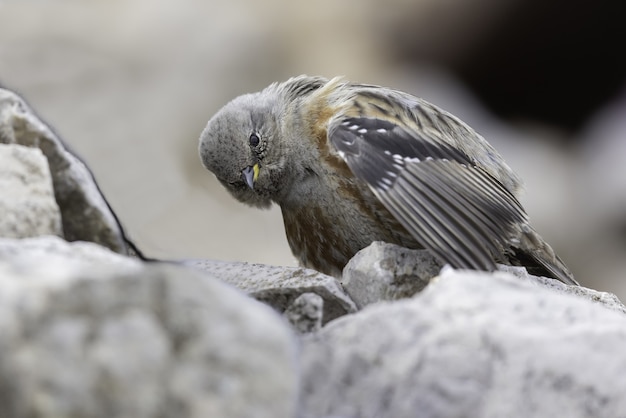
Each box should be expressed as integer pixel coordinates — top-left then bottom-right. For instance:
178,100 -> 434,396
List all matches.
198,75 -> 577,285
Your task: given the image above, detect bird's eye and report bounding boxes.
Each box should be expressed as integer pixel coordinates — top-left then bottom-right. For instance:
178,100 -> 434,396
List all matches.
249,133 -> 260,147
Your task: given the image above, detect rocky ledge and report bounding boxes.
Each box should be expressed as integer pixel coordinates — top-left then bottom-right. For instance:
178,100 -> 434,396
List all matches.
2,87 -> 626,418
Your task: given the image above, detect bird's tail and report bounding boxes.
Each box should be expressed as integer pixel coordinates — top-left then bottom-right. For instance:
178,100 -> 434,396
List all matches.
511,226 -> 579,286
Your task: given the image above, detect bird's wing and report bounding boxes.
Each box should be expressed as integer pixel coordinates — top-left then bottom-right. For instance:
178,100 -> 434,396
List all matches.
327,106 -> 528,271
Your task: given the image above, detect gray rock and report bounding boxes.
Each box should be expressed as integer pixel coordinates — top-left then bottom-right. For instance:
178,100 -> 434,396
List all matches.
299,269 -> 626,418
0,88 -> 128,253
0,143 -> 63,238
498,263 -> 626,315
185,259 -> 357,324
0,236 -> 298,418
284,292 -> 324,334
341,241 -> 443,308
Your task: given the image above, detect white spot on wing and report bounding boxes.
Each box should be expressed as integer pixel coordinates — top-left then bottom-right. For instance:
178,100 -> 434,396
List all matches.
376,128 -> 387,133
392,154 -> 404,164
357,128 -> 367,134
349,125 -> 359,130
376,181 -> 390,191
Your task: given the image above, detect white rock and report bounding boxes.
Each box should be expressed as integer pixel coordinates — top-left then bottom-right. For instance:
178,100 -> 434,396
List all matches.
284,292 -> 324,334
341,241 -> 443,308
185,259 -> 357,324
299,269 -> 626,418
0,89 -> 129,253
0,236 -> 298,418
0,144 -> 62,238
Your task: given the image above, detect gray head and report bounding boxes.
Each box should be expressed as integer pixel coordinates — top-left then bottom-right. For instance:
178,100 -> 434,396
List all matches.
198,87 -> 288,208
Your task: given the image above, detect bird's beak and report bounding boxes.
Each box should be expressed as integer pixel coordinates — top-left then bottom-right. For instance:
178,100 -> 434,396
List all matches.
241,164 -> 260,189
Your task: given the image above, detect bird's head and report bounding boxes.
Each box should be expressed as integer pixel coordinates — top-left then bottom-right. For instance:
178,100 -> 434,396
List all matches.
198,91 -> 288,208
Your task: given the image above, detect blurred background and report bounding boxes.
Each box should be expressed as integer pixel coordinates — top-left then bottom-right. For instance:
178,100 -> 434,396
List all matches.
1,0 -> 624,298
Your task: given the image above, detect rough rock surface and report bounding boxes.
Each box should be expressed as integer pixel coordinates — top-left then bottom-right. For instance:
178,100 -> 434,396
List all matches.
284,292 -> 324,334
299,269 -> 626,418
341,241 -> 443,308
0,88 -> 129,254
0,236 -> 298,418
185,259 -> 357,324
499,263 -> 626,315
0,143 -> 62,238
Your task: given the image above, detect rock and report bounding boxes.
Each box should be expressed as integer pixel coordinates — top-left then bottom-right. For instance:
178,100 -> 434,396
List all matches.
498,263 -> 626,315
0,236 -> 298,418
284,292 -> 324,334
299,269 -> 626,418
341,241 -> 443,309
0,143 -> 63,238
185,259 -> 357,324
0,88 -> 129,254
341,242 -> 622,316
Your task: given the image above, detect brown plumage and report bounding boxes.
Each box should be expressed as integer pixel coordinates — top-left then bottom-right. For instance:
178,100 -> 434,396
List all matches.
198,75 -> 577,285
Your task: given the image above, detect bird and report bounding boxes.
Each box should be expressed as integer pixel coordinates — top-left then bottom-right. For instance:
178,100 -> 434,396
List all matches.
198,75 -> 577,286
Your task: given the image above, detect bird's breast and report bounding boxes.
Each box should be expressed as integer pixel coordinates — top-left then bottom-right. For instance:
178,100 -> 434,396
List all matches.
280,178 -> 419,278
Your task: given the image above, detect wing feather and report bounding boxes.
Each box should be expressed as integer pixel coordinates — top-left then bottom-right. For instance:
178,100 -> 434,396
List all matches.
401,164 -> 504,254
329,114 -> 528,271
389,164 -> 499,270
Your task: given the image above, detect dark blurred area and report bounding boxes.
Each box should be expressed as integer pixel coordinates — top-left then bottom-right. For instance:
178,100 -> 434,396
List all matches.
390,0 -> 626,139
1,0 -> 624,299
